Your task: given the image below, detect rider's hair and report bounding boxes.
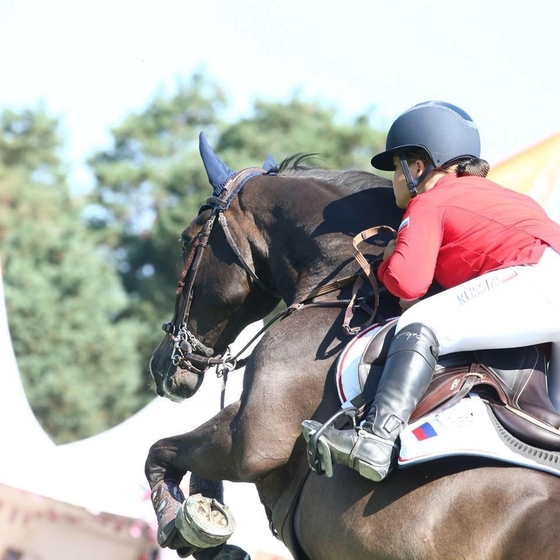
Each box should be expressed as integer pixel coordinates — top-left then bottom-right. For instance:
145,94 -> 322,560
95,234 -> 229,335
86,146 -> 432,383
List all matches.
404,149 -> 490,179
450,157 -> 490,178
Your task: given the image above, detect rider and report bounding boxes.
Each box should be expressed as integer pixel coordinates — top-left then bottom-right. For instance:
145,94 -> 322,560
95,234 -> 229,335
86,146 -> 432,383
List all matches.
305,100 -> 560,482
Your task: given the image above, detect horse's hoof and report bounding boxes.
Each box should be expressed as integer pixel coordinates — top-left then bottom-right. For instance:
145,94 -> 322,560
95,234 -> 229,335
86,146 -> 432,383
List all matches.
194,544 -> 251,560
176,494 -> 236,549
302,420 -> 334,477
214,544 -> 251,560
178,546 -> 198,558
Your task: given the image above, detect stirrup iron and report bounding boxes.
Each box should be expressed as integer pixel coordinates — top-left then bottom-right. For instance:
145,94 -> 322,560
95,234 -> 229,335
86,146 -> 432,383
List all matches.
303,407 -> 358,476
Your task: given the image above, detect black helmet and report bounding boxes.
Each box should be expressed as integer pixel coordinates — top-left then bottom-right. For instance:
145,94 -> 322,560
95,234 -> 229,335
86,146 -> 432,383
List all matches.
371,101 -> 481,171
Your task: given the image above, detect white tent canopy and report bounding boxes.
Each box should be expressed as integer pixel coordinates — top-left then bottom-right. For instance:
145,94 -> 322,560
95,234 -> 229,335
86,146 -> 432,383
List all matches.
0,265 -> 291,559
0,266 -> 158,559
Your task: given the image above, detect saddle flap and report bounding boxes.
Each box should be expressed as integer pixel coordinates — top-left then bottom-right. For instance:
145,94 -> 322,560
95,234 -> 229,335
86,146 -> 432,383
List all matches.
359,321 -> 396,369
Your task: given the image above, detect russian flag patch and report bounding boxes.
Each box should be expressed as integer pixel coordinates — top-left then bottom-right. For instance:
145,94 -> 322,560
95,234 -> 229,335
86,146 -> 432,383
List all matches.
411,422 -> 438,441
397,217 -> 410,236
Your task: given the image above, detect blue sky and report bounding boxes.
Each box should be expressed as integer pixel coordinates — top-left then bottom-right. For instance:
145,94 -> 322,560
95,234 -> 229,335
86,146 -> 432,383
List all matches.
1,0 -> 559,192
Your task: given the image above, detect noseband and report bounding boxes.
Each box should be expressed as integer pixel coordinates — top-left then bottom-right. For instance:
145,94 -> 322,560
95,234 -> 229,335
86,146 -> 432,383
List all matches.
162,167 -> 281,375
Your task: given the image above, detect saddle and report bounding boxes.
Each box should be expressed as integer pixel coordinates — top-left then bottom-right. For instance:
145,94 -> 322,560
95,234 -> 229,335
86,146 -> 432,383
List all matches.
359,320 -> 560,451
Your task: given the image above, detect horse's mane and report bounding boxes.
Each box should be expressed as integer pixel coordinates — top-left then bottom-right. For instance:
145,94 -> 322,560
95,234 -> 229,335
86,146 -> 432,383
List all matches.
274,153 -> 392,193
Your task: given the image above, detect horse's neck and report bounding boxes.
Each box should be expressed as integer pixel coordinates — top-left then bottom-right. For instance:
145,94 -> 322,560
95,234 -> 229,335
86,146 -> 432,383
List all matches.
272,235 -> 353,304
256,193 -> 361,303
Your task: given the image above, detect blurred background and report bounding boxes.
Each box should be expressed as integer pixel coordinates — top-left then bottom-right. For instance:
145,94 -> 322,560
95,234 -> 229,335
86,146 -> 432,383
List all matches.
1,0 -> 559,558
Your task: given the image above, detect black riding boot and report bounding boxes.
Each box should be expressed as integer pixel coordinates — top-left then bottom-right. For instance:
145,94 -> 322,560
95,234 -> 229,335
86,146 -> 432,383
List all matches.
302,322 -> 439,482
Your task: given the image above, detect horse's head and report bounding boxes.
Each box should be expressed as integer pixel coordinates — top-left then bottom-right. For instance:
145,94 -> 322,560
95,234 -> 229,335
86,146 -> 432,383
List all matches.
150,133 -> 281,401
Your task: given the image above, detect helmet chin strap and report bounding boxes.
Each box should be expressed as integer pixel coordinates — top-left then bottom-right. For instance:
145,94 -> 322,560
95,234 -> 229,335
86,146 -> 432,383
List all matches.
399,154 -> 434,198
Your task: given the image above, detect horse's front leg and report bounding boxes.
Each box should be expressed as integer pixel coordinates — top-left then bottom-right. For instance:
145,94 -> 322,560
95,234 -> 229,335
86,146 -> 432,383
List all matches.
146,401 -> 250,556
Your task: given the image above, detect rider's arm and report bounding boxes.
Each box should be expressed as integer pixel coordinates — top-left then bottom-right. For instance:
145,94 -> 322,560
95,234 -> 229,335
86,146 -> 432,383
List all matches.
377,201 -> 442,300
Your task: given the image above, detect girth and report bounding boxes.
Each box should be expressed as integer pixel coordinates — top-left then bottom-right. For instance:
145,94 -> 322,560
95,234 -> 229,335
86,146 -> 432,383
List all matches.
359,319 -> 560,451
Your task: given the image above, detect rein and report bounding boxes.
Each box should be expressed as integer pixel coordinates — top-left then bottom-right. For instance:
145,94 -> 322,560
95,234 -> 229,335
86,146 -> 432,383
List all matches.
162,167 -> 395,388
343,224 -> 396,335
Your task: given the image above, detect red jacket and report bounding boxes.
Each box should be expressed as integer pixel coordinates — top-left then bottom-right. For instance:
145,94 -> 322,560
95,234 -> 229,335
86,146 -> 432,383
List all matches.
377,174 -> 560,300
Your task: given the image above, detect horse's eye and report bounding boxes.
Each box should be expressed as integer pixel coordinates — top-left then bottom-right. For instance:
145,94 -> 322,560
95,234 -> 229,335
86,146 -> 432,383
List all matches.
180,237 -> 190,258
181,231 -> 200,260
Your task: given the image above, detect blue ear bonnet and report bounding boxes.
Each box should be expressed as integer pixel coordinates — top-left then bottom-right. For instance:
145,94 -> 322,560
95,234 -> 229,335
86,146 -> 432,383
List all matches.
262,154 -> 276,172
198,132 -> 276,201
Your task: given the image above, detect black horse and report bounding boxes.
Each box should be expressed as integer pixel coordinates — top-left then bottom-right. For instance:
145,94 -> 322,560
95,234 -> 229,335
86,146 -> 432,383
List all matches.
146,134 -> 560,560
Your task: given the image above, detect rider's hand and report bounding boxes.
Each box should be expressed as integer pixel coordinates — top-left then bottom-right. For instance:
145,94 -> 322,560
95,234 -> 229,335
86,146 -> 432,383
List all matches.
399,298 -> 419,312
383,239 -> 396,260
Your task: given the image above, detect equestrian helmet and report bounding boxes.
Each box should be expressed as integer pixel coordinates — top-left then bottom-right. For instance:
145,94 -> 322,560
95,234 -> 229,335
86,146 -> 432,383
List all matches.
371,101 -> 481,171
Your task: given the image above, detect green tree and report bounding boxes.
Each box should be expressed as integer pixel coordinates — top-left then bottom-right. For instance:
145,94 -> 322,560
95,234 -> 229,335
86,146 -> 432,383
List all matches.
217,95 -> 385,170
0,106 -> 63,182
0,107 -> 146,443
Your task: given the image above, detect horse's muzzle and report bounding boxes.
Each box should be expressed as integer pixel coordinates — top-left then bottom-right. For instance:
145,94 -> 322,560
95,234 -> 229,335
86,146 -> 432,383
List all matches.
149,337 -> 207,401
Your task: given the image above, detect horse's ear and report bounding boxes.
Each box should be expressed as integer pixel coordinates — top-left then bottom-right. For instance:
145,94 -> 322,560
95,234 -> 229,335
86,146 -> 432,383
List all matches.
199,132 -> 236,195
262,154 -> 276,172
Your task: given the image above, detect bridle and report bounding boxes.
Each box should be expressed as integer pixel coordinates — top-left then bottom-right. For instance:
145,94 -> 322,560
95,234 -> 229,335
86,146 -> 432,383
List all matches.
161,167 -> 278,376
161,166 -> 395,378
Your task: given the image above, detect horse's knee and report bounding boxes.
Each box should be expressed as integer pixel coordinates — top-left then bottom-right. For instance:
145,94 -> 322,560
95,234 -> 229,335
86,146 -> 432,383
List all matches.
146,438 -> 169,465
145,437 -> 185,485
145,440 -> 164,484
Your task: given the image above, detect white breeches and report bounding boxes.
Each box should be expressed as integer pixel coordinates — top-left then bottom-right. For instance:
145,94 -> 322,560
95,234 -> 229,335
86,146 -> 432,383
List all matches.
396,247 -> 560,409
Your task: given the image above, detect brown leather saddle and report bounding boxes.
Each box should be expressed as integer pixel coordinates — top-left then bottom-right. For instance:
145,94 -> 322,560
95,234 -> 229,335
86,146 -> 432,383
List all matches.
358,319 -> 560,451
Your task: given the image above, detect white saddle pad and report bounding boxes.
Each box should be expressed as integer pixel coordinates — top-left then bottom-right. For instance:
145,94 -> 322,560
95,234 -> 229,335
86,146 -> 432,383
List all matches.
399,394 -> 560,476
